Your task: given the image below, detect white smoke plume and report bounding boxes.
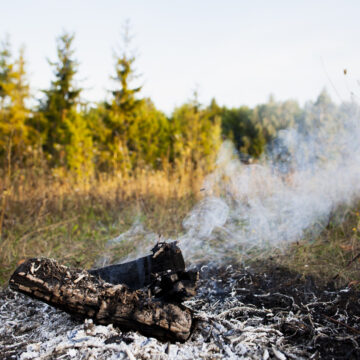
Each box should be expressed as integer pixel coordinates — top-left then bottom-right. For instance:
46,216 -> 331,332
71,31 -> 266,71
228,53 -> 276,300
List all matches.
179,99 -> 360,262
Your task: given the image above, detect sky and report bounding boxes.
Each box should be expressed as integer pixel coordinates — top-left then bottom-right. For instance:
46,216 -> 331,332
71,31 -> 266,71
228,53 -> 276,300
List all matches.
1,0 -> 360,113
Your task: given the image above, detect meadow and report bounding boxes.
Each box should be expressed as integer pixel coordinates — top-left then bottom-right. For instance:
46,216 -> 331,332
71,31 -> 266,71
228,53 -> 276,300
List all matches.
1,166 -> 360,288
0,167 -> 202,285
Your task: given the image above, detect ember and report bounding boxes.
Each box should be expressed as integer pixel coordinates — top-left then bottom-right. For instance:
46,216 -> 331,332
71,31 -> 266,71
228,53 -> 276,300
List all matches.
1,263 -> 360,359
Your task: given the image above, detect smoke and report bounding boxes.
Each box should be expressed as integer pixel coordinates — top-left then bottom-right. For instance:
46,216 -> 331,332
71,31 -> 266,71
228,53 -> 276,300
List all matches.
99,97 -> 360,266
179,99 -> 360,262
95,219 -> 159,267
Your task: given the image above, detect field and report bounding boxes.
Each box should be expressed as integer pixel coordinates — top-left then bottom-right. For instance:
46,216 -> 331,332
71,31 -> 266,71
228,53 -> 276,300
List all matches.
1,168 -> 360,288
0,169 -> 201,285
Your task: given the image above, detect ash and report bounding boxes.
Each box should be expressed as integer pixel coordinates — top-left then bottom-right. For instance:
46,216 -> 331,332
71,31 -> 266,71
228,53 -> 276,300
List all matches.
1,265 -> 360,360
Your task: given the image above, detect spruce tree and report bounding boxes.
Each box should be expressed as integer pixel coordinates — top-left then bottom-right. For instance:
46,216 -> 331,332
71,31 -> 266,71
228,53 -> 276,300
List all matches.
38,32 -> 93,177
105,25 -> 144,172
39,32 -> 81,162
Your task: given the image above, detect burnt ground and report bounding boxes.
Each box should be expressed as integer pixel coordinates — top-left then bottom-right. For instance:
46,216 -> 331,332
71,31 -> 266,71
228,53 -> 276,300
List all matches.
1,263 -> 360,359
194,264 -> 360,359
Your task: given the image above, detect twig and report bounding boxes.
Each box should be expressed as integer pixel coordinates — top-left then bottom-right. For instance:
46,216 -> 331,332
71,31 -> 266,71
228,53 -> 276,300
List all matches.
333,252 -> 360,280
323,314 -> 360,335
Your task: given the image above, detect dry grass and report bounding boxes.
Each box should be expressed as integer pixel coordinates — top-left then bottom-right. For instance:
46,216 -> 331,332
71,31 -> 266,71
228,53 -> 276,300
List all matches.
272,206 -> 360,288
1,166 -> 360,289
0,167 -> 204,286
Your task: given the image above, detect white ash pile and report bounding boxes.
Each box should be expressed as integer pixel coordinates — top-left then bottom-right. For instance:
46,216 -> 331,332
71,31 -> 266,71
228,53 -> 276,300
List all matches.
1,265 -> 359,359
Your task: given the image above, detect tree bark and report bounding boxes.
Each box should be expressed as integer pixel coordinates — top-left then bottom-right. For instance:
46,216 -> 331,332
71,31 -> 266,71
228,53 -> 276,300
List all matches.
9,256 -> 194,342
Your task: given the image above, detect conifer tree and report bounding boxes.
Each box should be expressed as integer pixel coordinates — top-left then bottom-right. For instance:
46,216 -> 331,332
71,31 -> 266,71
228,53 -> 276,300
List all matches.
252,96 -> 301,146
299,89 -> 337,135
8,48 -> 30,160
38,32 -> 93,177
0,39 -> 30,164
39,32 -> 81,162
0,38 -> 13,107
105,24 -> 145,172
221,106 -> 265,159
0,38 -> 15,160
170,94 -> 222,172
130,98 -> 170,169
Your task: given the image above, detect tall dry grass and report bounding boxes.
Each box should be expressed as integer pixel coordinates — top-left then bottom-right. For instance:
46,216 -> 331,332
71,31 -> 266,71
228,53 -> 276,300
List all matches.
0,166 -> 205,286
1,163 -> 360,288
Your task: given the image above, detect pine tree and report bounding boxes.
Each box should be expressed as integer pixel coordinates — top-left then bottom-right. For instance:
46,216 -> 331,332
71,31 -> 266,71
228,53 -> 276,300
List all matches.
0,38 -> 13,106
299,89 -> 337,135
64,110 -> 94,179
252,96 -> 300,147
8,48 -> 30,160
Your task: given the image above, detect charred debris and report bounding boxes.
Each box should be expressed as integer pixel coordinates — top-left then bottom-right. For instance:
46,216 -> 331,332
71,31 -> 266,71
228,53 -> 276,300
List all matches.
9,242 -> 198,342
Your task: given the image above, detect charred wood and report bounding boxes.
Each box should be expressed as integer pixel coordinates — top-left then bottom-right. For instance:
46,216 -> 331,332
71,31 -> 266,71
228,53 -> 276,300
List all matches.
89,242 -> 185,289
9,252 -> 195,341
89,242 -> 198,302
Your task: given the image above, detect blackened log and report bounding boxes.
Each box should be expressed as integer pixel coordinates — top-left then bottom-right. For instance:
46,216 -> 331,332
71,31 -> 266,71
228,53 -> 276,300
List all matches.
9,257 -> 193,342
89,242 -> 198,302
89,242 -> 185,289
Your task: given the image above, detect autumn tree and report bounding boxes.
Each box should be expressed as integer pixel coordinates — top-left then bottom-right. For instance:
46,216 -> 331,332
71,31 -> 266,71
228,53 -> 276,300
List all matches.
0,38 -> 30,165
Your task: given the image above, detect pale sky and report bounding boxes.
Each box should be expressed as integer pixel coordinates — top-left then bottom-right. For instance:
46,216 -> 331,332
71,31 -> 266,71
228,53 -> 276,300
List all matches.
1,0 -> 359,113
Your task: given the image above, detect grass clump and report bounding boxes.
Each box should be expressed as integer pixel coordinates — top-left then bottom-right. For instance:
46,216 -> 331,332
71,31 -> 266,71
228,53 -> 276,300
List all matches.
274,205 -> 360,287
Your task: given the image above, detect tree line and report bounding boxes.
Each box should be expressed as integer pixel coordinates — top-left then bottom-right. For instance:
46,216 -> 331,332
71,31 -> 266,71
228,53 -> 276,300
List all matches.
0,31 -> 343,179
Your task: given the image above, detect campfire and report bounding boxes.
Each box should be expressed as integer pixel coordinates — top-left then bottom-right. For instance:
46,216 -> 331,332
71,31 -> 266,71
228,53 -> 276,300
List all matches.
1,243 -> 360,359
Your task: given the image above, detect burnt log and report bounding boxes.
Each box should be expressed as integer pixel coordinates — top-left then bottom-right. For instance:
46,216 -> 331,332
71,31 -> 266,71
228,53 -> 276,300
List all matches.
9,248 -> 197,341
89,242 -> 198,301
89,242 -> 185,288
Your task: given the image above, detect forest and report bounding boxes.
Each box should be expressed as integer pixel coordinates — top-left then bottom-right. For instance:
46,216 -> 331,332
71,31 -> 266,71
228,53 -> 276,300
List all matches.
1,31 -> 341,178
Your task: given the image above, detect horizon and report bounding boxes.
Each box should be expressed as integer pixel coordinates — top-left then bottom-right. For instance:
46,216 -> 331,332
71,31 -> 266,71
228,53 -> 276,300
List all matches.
1,0 -> 360,113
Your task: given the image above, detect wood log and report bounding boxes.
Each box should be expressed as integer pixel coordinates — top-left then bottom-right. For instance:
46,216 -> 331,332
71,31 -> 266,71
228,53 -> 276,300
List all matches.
9,257 -> 193,342
89,242 -> 198,302
89,242 -> 185,288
